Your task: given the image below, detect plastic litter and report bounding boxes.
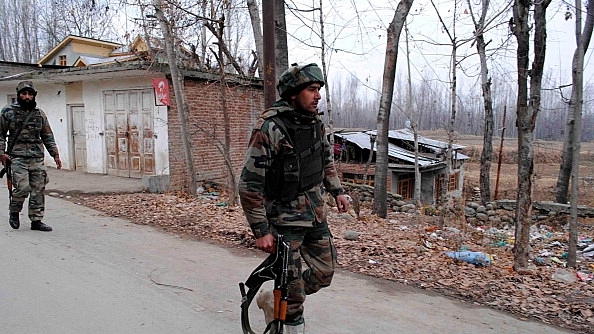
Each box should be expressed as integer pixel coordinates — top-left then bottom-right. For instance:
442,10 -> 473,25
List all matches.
489,241 -> 507,247
551,269 -> 576,284
582,244 -> 594,253
576,272 -> 593,282
444,250 -> 492,266
550,256 -> 566,267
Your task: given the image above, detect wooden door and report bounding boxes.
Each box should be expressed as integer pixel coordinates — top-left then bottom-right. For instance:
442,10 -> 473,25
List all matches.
104,89 -> 155,178
70,105 -> 87,171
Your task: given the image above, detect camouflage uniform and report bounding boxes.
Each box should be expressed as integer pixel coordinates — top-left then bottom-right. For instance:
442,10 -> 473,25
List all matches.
238,64 -> 345,327
0,83 -> 60,223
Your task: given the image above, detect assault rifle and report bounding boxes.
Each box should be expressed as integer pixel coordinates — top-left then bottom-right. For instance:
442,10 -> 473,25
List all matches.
239,234 -> 291,334
0,160 -> 12,201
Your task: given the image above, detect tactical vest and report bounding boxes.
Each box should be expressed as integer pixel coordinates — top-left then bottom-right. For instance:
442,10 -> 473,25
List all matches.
265,115 -> 325,202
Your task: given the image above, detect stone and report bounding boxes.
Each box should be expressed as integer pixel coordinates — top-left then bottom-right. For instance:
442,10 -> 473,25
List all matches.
464,207 -> 476,217
476,213 -> 489,222
344,230 -> 359,241
468,202 -> 480,209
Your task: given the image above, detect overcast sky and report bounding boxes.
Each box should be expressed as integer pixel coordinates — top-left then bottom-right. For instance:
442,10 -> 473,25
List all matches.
282,0 -> 593,99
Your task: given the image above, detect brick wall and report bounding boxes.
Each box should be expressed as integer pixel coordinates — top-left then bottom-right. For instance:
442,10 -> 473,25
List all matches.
167,78 -> 264,192
335,162 -> 393,190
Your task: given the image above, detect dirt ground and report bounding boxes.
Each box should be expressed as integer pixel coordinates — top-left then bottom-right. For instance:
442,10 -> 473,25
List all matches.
417,129 -> 589,201
61,135 -> 594,333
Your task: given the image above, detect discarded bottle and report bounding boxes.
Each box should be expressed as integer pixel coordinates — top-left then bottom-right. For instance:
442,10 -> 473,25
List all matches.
444,250 -> 492,266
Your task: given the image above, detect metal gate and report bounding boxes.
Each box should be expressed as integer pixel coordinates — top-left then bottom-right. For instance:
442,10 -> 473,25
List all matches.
103,89 -> 155,178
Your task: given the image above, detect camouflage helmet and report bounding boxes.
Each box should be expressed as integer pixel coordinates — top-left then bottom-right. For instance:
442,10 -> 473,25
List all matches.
277,63 -> 325,98
16,81 -> 37,95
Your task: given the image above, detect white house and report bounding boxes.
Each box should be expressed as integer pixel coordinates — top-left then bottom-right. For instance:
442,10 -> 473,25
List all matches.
1,35 -> 265,194
0,35 -> 171,180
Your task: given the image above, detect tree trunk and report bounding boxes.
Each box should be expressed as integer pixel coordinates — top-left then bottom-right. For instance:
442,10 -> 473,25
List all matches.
363,135 -> 376,185
373,0 -> 414,218
556,1 -> 594,205
319,0 -> 334,145
214,19 -> 238,206
154,0 -> 198,196
556,112 -> 574,203
512,0 -> 551,270
568,0 -> 594,267
274,0 -> 288,80
438,41 -> 457,228
512,0 -> 532,270
405,21 -> 422,207
247,0 -> 264,76
471,0 -> 495,205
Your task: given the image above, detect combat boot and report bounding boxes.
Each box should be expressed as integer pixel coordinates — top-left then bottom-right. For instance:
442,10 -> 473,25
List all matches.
31,221 -> 52,232
285,322 -> 305,334
9,212 -> 19,229
256,289 -> 276,331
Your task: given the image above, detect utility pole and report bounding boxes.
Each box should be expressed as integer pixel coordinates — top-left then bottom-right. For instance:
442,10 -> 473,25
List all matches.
262,0 -> 276,108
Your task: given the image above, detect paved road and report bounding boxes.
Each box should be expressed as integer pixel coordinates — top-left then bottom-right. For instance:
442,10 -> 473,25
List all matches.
45,168 -> 145,194
0,170 -> 576,334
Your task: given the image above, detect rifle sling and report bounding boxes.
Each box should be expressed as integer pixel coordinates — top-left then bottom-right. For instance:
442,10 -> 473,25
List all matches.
0,109 -> 35,178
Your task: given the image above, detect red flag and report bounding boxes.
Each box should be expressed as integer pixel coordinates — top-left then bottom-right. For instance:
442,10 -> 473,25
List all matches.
152,78 -> 170,106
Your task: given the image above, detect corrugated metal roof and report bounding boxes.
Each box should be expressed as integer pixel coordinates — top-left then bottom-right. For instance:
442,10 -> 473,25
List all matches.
367,128 -> 466,151
335,132 -> 373,150
334,129 -> 469,166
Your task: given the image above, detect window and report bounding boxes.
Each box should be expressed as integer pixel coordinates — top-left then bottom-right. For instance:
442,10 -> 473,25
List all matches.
397,178 -> 413,200
448,172 -> 459,191
59,55 -> 67,66
435,175 -> 445,204
435,171 -> 460,203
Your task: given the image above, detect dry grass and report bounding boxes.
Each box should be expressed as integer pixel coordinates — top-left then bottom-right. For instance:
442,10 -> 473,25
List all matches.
430,132 -> 594,206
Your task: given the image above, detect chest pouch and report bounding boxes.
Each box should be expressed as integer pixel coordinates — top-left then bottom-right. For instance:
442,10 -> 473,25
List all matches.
265,116 -> 325,202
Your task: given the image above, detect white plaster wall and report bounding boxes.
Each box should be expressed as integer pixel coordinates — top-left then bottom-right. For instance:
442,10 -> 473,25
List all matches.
81,81 -> 106,174
82,77 -> 169,175
35,83 -> 69,169
0,82 -> 69,169
153,104 -> 170,175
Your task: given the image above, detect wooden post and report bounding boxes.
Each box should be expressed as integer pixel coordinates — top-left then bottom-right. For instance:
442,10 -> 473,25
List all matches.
494,106 -> 507,200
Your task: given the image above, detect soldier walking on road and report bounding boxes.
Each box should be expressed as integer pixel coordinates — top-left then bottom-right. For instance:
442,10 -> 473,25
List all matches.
238,63 -> 349,333
0,81 -> 62,231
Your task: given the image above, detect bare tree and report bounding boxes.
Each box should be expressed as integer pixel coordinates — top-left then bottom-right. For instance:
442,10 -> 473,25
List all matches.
209,16 -> 238,205
153,0 -> 198,195
556,1 -> 594,206
318,0 -> 335,145
511,0 -> 551,270
0,0 -> 122,62
274,0 -> 288,78
1,0 -> 37,62
374,0 -> 414,218
566,0 -> 594,268
53,0 -> 118,38
246,0 -> 264,75
150,0 -> 255,198
429,0 -> 473,226
467,0 -> 512,205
